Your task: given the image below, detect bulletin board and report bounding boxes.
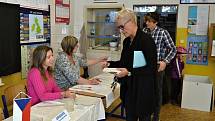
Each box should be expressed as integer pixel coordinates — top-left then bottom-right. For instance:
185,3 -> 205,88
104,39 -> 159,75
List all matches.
186,6 -> 209,65
20,7 -> 51,79
20,7 -> 51,44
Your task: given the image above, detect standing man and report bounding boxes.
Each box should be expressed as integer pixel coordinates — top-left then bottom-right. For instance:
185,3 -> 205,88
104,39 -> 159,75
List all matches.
143,12 -> 176,121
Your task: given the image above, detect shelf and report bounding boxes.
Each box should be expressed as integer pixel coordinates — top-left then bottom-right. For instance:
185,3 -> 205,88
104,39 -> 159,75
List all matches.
85,4 -> 122,51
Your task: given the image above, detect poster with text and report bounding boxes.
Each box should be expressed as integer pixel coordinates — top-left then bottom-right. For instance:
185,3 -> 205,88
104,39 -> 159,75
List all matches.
186,6 -> 209,65
186,36 -> 208,65
20,7 -> 50,44
55,0 -> 70,24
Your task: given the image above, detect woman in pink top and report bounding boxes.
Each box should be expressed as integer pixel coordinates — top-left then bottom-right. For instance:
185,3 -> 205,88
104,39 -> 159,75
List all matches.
27,45 -> 76,105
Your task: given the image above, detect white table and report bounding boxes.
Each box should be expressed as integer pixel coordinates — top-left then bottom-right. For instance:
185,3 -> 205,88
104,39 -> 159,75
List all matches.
70,73 -> 120,108
4,95 -> 105,121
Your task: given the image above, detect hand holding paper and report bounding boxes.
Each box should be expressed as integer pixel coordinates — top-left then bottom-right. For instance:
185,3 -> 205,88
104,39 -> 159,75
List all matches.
103,68 -> 121,74
115,68 -> 129,78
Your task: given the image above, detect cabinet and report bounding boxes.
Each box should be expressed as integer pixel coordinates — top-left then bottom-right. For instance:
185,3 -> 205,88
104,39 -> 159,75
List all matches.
84,4 -> 123,77
84,4 -> 123,51
209,23 -> 215,59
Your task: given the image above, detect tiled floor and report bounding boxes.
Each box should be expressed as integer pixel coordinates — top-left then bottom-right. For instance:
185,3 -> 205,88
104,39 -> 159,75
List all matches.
106,103 -> 215,121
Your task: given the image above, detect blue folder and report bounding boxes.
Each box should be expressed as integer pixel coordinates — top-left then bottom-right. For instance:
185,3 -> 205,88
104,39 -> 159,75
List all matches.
133,51 -> 146,68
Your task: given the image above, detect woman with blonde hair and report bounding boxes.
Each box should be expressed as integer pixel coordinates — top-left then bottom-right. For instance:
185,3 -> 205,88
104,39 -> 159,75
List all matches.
104,9 -> 157,121
27,45 -> 76,105
54,35 -> 106,90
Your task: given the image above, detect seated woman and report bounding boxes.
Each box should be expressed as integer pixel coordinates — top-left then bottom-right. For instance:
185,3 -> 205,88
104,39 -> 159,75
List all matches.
27,45 -> 76,105
54,35 -> 106,90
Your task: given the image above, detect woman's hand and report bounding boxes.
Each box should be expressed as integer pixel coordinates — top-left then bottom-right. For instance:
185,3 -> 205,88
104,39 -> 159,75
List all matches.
98,56 -> 108,62
62,90 -> 76,99
88,78 -> 101,85
100,61 -> 109,68
115,68 -> 129,78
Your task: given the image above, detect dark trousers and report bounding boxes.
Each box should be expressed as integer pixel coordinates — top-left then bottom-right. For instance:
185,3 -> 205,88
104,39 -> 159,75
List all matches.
171,78 -> 182,104
153,70 -> 165,121
126,113 -> 152,121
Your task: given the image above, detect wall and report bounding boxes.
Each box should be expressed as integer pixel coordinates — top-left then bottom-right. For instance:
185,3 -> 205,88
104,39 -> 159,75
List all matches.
72,0 -> 215,82
129,1 -> 215,82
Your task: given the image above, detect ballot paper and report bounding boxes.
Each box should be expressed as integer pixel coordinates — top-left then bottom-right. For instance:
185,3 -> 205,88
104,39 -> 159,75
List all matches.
103,68 -> 121,74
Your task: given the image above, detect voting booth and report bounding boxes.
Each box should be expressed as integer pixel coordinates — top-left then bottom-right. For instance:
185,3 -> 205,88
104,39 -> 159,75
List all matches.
181,74 -> 214,112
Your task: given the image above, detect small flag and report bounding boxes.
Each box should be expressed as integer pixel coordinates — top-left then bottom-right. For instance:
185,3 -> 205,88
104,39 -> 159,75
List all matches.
13,92 -> 31,121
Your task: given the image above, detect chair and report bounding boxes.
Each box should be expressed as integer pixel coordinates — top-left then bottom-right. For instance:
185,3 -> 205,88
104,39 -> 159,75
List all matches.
1,84 -> 27,118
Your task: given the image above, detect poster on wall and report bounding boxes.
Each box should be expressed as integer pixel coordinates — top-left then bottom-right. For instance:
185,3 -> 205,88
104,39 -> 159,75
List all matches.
188,6 -> 209,36
186,6 -> 209,65
20,7 -> 51,44
186,36 -> 208,65
55,0 -> 70,24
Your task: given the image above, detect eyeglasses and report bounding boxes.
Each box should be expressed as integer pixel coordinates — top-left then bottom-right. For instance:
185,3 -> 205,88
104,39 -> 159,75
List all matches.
117,19 -> 130,30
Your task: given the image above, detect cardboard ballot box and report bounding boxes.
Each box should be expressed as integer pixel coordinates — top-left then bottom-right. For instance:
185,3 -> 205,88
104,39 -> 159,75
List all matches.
181,74 -> 214,112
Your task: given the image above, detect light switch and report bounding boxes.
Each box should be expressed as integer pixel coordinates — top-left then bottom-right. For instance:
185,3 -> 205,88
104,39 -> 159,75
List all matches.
62,27 -> 67,34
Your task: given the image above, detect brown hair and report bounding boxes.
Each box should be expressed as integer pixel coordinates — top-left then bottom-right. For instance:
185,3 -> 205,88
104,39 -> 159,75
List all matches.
31,45 -> 53,81
144,12 -> 159,23
61,36 -> 78,56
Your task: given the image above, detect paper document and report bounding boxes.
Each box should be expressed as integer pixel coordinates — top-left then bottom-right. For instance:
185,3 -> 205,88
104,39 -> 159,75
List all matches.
103,68 -> 121,74
36,101 -> 64,107
133,51 -> 146,68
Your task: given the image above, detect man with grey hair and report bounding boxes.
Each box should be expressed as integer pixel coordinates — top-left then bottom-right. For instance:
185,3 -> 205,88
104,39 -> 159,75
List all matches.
104,9 -> 157,121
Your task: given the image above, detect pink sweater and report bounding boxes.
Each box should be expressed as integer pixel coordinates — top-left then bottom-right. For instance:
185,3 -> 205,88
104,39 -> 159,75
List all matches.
27,68 -> 62,105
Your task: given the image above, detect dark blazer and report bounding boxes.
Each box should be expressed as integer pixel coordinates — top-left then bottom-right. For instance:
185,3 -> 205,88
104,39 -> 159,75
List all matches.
109,28 -> 157,116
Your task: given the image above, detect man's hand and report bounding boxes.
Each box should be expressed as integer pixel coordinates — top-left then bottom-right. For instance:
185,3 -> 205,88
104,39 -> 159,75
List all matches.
158,61 -> 166,72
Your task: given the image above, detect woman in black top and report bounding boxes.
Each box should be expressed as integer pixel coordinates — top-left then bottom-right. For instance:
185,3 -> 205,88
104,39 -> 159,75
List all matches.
106,9 -> 157,121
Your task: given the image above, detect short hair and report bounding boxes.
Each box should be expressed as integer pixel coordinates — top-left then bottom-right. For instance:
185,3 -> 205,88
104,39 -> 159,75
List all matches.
61,36 -> 78,55
144,12 -> 159,23
116,8 -> 137,24
31,45 -> 53,81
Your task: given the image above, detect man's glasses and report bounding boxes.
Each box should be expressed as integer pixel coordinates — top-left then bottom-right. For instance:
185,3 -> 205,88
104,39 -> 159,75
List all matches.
117,19 -> 130,30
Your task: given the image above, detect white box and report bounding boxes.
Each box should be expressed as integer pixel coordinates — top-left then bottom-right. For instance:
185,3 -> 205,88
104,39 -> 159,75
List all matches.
181,74 -> 214,112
